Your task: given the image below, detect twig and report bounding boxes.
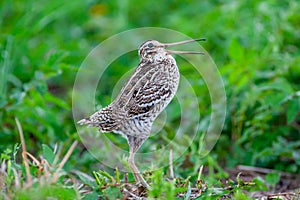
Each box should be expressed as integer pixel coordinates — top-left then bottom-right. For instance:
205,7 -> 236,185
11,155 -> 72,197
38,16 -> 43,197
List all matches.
237,165 -> 291,176
40,159 -> 51,185
71,170 -> 95,182
53,143 -> 58,154
183,176 -> 191,188
100,183 -> 121,190
15,117 -> 32,187
197,165 -> 203,183
23,152 -> 41,166
267,191 -> 300,198
58,141 -> 78,169
122,187 -> 143,199
177,187 -> 202,198
169,149 -> 174,179
51,140 -> 78,183
53,142 -> 63,166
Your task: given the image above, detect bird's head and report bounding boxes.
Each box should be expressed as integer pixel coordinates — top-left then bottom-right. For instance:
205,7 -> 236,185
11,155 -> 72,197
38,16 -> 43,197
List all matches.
138,38 -> 206,62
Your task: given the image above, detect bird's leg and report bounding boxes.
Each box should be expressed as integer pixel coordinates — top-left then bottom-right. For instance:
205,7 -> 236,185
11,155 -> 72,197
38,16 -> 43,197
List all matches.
127,136 -> 151,190
128,150 -> 140,182
128,150 -> 150,189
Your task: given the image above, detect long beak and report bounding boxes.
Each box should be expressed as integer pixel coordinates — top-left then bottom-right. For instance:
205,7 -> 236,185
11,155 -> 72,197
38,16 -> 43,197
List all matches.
165,50 -> 205,55
163,38 -> 206,55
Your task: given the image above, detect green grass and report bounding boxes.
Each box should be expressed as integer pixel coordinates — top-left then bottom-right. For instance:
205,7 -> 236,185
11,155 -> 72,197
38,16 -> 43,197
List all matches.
0,0 -> 299,199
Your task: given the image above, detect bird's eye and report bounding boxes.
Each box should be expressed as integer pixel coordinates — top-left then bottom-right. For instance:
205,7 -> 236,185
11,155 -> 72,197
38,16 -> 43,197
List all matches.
147,43 -> 154,48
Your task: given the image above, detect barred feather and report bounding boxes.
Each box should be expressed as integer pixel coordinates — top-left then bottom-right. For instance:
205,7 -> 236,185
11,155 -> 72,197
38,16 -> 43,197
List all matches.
78,40 -> 180,137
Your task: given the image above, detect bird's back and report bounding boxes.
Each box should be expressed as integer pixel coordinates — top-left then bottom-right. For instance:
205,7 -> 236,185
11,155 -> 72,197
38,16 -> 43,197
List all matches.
79,56 -> 180,137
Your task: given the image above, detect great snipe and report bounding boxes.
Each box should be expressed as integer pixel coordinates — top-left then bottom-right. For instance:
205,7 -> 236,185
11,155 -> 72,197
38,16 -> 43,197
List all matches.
78,38 -> 205,189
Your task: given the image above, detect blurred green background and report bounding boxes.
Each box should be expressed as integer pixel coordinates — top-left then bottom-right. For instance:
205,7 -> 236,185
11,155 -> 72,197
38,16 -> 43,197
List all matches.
1,0 -> 299,191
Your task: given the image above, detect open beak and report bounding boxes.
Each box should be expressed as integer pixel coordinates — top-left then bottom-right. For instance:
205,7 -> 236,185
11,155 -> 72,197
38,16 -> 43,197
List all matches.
163,38 -> 206,55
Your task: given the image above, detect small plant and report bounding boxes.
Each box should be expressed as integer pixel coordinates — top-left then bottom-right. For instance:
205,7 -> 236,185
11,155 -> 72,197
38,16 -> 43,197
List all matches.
0,118 -> 80,200
265,172 -> 281,192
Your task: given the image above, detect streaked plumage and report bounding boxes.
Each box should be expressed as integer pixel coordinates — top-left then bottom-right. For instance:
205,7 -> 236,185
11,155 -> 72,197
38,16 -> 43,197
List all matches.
78,38 -> 205,189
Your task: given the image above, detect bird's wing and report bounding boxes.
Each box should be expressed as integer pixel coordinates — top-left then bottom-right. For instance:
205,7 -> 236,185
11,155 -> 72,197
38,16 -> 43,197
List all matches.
126,81 -> 172,118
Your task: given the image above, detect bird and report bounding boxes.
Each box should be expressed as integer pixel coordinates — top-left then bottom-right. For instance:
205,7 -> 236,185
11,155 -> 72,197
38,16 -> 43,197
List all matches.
78,38 -> 206,189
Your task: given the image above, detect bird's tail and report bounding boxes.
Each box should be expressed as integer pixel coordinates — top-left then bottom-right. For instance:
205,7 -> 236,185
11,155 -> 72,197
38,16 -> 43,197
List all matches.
77,110 -> 102,127
77,118 -> 92,126
77,106 -> 123,132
